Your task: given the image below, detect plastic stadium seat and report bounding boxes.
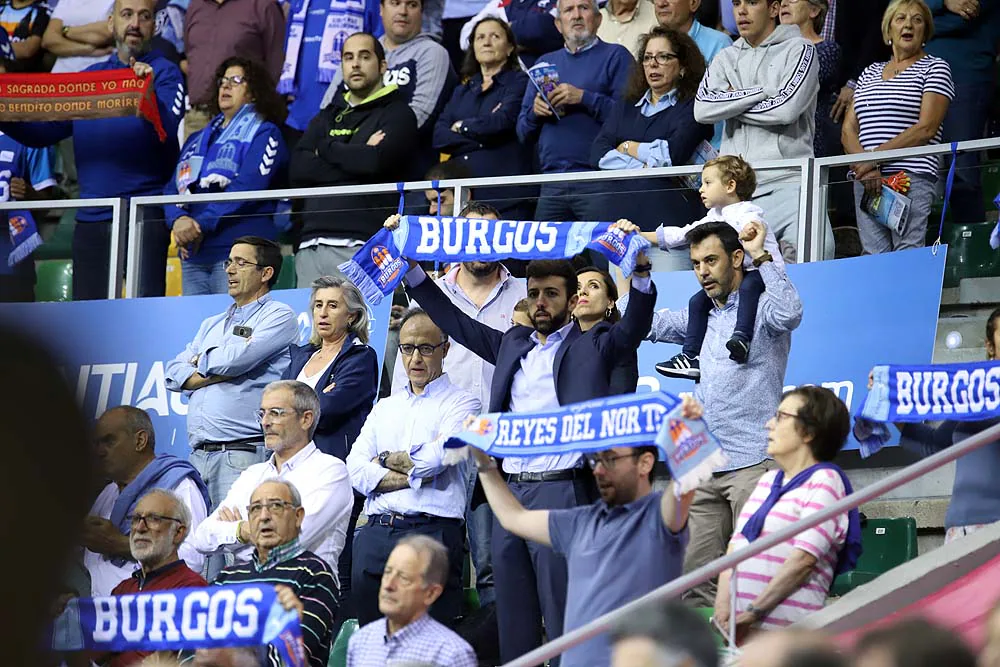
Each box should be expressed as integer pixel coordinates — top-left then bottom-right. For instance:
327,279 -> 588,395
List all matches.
35,259 -> 73,302
328,618 -> 358,667
165,257 -> 182,297
830,517 -> 918,597
464,587 -> 480,613
941,222 -> 1000,288
274,254 -> 296,290
981,160 -> 1000,211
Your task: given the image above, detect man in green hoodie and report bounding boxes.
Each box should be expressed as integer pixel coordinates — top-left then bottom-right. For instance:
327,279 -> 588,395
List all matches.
289,31 -> 419,287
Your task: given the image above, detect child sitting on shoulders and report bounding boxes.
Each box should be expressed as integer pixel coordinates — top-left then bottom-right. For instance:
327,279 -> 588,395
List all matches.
637,155 -> 784,380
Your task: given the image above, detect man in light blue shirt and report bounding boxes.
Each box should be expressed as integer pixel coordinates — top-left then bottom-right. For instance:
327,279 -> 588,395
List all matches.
347,308 -> 481,628
165,236 -> 297,578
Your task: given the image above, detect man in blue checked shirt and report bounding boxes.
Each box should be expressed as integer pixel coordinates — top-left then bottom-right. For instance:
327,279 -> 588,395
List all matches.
347,535 -> 477,667
165,236 -> 297,579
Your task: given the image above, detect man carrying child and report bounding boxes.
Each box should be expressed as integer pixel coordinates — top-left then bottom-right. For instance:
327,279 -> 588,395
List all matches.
619,165 -> 804,606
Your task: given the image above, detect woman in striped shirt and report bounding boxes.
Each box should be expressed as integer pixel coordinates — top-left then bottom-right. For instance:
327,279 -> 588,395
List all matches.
712,385 -> 861,643
841,0 -> 954,254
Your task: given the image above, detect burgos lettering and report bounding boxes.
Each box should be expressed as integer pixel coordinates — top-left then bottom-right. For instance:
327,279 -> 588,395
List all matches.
413,216 -> 559,256
895,367 -> 1000,417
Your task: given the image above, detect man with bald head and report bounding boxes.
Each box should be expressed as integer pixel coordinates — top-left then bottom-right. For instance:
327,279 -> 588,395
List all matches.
0,0 -> 184,299
83,405 -> 209,596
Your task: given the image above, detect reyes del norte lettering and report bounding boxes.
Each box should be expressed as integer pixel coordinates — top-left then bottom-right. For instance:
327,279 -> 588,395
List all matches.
895,365 -> 1000,416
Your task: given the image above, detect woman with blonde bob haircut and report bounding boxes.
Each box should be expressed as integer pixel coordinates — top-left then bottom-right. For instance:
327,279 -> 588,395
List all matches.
842,0 -> 953,255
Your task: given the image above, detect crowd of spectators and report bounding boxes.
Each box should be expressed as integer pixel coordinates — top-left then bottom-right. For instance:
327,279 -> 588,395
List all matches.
0,0 -> 997,301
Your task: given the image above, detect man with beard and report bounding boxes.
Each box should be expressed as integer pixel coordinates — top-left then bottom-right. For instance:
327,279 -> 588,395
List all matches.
390,200 -> 526,610
469,394 -> 695,667
392,215 -> 656,663
516,0 -> 632,224
0,0 -> 184,299
103,489 -> 207,667
290,31 -> 418,287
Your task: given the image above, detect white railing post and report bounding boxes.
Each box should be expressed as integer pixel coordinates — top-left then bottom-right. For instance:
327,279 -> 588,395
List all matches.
106,198 -> 126,299
808,158 -> 829,263
796,158 -> 813,263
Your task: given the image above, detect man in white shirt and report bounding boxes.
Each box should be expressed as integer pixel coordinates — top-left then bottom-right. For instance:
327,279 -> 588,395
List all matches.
41,0 -> 114,73
82,405 -> 209,596
390,201 -> 526,608
348,309 -> 481,628
190,380 -> 354,586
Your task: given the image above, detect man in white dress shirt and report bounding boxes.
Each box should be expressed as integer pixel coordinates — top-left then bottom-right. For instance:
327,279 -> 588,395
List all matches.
189,380 -> 354,587
348,309 -> 481,628
82,406 -> 209,596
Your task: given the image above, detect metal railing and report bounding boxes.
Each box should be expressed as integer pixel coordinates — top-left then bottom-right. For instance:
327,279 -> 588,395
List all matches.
0,197 -> 125,300
504,419 -> 1000,667
126,158 -> 810,297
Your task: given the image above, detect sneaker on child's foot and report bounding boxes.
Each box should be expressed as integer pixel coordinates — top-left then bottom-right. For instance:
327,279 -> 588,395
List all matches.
726,333 -> 750,363
655,353 -> 701,380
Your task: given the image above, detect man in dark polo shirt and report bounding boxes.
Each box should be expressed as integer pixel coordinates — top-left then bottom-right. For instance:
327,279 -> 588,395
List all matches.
472,403 -> 697,667
105,489 -> 207,667
215,479 -> 338,667
182,0 -> 285,138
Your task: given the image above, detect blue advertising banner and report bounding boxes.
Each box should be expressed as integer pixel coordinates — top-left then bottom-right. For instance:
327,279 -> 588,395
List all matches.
0,288 -> 392,460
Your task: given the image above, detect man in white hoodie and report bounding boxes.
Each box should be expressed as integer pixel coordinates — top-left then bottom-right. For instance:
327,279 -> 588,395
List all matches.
694,0 -> 833,262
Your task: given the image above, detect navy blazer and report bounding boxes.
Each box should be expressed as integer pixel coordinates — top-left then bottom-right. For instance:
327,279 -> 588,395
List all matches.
282,335 -> 378,461
409,277 -> 656,412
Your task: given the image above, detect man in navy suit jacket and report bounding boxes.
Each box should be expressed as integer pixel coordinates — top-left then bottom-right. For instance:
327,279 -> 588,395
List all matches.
398,216 -> 656,664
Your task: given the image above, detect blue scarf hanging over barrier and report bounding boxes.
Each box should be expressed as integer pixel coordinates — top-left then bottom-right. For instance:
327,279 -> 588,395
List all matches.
50,584 -> 305,667
7,209 -> 41,266
174,104 -> 265,195
443,392 -> 728,494
740,462 -> 863,576
339,215 -> 652,305
278,0 -> 366,94
853,361 -> 1000,458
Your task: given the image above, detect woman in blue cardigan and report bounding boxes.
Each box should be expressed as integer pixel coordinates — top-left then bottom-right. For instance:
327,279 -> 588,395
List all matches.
433,17 -> 534,218
592,26 -> 713,270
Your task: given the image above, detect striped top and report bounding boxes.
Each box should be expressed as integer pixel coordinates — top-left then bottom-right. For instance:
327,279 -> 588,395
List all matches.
853,55 -> 954,176
216,543 -> 338,667
728,468 -> 849,629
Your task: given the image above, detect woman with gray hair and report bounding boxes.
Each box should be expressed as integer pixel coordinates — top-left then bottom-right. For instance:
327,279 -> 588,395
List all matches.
282,275 -> 378,460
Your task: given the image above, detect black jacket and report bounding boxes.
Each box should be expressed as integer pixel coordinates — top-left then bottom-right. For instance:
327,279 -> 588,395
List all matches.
290,85 -> 418,243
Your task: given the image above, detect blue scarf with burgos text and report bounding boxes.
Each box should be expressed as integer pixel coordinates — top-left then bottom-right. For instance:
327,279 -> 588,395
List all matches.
853,361 -> 1000,457
339,216 -> 652,305
443,392 -> 728,494
50,584 -> 304,667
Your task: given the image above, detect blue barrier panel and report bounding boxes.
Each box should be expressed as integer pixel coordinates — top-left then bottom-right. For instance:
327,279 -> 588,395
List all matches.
0,288 -> 391,460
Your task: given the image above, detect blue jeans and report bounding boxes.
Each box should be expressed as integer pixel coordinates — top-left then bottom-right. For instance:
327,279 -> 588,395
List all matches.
466,467 -> 495,605
855,172 -> 936,254
188,444 -> 267,581
182,260 -> 229,296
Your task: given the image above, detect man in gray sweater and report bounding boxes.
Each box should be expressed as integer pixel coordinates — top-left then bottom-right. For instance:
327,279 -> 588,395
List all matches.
694,0 -> 832,262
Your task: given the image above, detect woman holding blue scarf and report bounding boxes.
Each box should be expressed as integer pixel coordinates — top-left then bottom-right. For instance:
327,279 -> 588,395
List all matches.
165,57 -> 289,295
711,386 -> 862,643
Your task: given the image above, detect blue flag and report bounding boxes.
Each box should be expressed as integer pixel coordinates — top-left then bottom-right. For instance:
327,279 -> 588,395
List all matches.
339,216 -> 652,305
853,361 -> 1000,457
51,584 -> 305,667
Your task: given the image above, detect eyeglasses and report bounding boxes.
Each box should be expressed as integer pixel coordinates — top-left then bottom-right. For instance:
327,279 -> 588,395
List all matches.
399,342 -> 447,357
585,452 -> 639,470
254,407 -> 298,424
642,53 -> 679,66
217,75 -> 247,88
223,257 -> 262,270
774,410 -> 807,423
127,512 -> 182,530
247,500 -> 298,517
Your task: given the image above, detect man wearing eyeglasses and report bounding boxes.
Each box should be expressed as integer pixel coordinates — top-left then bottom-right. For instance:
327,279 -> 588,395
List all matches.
215,479 -> 339,667
346,308 -> 481,628
83,405 -> 210,597
189,380 -> 353,587
166,236 -> 297,578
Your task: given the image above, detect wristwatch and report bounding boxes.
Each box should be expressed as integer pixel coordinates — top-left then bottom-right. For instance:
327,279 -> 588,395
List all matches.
378,451 -> 390,468
745,603 -> 766,621
622,141 -> 631,154
752,251 -> 773,268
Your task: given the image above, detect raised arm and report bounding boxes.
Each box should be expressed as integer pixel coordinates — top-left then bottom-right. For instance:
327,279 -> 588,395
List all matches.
741,221 -> 802,335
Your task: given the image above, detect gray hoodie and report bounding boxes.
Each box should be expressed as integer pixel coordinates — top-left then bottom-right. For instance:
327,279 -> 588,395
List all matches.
694,24 -> 818,191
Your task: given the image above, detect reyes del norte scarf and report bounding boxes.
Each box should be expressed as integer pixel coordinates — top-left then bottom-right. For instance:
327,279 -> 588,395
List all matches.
51,584 -> 304,667
340,215 -> 653,305
740,462 -> 863,577
278,0 -> 367,94
853,361 -> 1000,458
0,69 -> 167,141
175,103 -> 265,194
444,392 -> 728,495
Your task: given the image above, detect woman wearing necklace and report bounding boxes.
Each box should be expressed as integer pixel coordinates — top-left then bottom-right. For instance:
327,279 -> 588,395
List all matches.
841,0 -> 954,255
592,26 -> 713,271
